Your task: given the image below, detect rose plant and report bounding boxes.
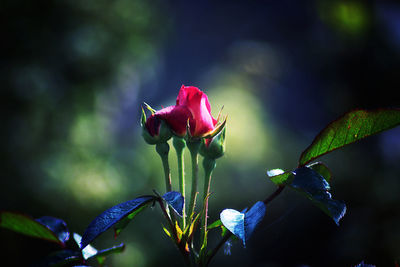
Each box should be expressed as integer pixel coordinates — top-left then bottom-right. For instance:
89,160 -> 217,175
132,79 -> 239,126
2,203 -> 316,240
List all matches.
1,85 -> 400,266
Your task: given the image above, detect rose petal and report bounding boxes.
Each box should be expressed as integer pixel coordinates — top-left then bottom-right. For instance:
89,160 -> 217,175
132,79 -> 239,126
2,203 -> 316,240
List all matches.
155,105 -> 193,136
177,85 -> 217,136
145,115 -> 161,137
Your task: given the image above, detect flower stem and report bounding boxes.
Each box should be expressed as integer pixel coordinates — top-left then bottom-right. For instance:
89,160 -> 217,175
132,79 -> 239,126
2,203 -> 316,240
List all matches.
200,157 -> 216,250
263,186 -> 285,205
186,139 -> 201,224
156,142 -> 175,221
156,142 -> 172,193
173,137 -> 186,229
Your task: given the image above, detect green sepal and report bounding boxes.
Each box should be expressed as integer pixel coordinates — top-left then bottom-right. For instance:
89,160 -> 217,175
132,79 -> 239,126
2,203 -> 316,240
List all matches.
140,107 -> 147,127
142,118 -> 172,145
143,102 -> 156,114
201,116 -> 227,139
200,126 -> 226,159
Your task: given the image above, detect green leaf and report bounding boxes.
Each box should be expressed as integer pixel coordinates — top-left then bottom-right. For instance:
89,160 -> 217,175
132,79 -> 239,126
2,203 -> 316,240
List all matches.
299,108 -> 400,166
267,169 -> 294,186
0,211 -> 63,245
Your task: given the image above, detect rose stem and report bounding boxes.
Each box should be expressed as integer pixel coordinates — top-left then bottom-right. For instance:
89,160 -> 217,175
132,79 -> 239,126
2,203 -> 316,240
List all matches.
186,139 -> 201,225
173,137 -> 187,229
200,157 -> 216,251
156,142 -> 174,220
156,142 -> 172,192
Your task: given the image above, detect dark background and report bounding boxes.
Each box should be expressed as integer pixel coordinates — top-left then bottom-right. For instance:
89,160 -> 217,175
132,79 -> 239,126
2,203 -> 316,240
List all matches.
1,0 -> 400,266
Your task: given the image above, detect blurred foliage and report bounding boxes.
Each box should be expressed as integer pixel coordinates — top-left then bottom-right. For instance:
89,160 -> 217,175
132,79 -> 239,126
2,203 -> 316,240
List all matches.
1,0 -> 400,266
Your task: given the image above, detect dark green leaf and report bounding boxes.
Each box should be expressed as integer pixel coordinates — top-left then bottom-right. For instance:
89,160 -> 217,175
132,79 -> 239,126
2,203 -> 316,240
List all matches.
307,162 -> 332,182
220,201 -> 266,246
290,167 -> 346,225
299,108 -> 400,166
80,195 -> 155,249
36,216 -> 70,244
0,211 -> 62,245
162,191 -> 184,217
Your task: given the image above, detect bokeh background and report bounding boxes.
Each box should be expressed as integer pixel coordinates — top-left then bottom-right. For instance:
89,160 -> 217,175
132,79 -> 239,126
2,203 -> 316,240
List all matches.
1,0 -> 400,266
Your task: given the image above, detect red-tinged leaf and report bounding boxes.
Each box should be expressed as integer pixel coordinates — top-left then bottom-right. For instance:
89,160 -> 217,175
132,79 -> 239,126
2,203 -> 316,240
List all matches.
299,108 -> 400,166
36,216 -> 70,244
0,211 -> 64,245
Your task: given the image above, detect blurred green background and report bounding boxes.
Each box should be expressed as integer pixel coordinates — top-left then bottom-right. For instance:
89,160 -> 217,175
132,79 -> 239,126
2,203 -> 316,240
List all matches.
1,0 -> 400,266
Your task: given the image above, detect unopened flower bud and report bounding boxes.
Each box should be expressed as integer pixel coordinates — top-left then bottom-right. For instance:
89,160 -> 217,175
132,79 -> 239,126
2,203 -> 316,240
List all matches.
199,126 -> 226,159
141,108 -> 172,145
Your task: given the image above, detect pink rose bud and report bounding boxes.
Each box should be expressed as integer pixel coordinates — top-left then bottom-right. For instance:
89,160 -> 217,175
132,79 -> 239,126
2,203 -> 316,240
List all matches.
147,85 -> 218,137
